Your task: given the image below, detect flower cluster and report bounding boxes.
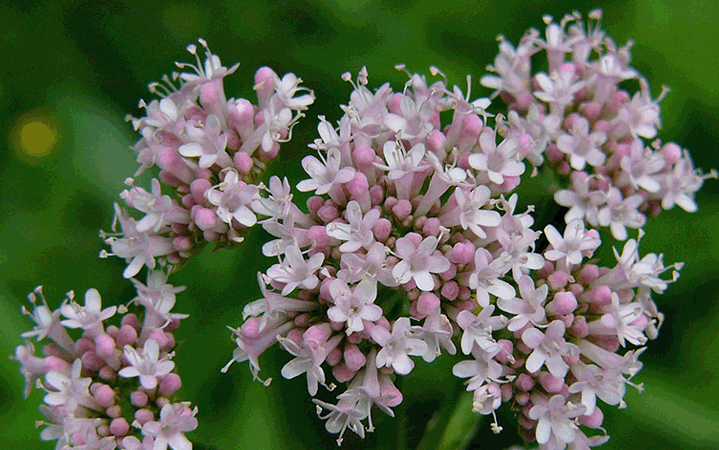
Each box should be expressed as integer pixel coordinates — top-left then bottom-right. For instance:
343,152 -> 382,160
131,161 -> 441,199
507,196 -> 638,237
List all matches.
482,10 -> 715,239
102,39 -> 314,278
223,65 -> 549,444
452,222 -> 681,448
15,13 -> 714,450
14,271 -> 197,450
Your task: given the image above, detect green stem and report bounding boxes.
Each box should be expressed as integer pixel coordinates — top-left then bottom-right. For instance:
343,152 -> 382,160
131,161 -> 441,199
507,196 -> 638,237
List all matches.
415,391 -> 484,450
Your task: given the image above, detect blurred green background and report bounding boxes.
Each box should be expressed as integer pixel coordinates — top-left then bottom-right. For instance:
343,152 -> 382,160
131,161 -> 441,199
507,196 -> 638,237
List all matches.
1,0 -> 718,449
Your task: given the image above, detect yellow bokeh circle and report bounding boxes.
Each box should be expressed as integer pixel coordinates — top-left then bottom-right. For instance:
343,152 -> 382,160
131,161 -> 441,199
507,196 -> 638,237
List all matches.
11,111 -> 60,161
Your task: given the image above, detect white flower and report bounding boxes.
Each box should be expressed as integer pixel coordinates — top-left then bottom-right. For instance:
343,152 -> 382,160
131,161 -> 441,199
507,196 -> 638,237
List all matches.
141,403 -> 198,450
327,279 -> 382,335
60,289 -> 116,336
118,339 -> 175,390
206,169 -> 258,227
43,359 -> 95,413
392,235 -> 450,291
372,318 -> 427,375
266,245 -> 324,296
528,394 -> 586,445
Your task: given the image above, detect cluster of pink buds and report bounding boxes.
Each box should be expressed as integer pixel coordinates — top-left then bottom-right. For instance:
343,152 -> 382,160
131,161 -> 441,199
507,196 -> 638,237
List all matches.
101,39 -> 315,278
14,271 -> 197,450
223,65 -> 548,445
482,10 -> 716,240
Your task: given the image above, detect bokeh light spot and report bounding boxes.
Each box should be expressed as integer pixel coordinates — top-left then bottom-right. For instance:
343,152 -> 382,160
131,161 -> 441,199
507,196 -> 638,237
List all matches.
11,112 -> 59,161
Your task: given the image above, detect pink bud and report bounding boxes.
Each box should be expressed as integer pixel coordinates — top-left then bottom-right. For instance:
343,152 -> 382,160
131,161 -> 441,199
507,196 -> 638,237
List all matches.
557,161 -> 571,176
332,363 -> 356,383
240,318 -> 262,339
501,383 -> 513,402
457,152 -> 471,170
195,208 -> 218,231
369,185 -> 384,205
344,344 -> 366,372
158,373 -> 182,397
94,384 -> 115,408
497,176 -> 520,192
94,333 -> 116,358
294,313 -> 310,327
147,330 -> 169,348
352,146 -> 375,170
568,283 -> 584,296
440,281 -> 459,300
416,293 -> 440,316
590,285 -> 613,306
304,323 -> 332,344
81,351 -> 105,372
458,286 -> 471,301
99,366 -> 116,380
173,236 -> 192,252
135,409 -> 154,425
546,144 -> 564,162
346,172 -> 369,197
388,93 -> 403,114
593,120 -> 612,135
372,218 -> 392,242
229,98 -> 254,128
580,406 -> 604,428
199,83 -> 219,107
594,336 -> 620,352
308,225 -> 330,249
422,217 -> 440,236
547,270 -> 569,290
317,204 -> 339,223
539,372 -> 564,393
612,90 -> 630,106
326,347 -> 342,366
449,241 -> 475,264
75,338 -> 95,355
41,343 -> 64,359
130,390 -> 148,408
460,114 -> 483,138
661,142 -> 682,164
439,263 -> 456,282
495,339 -> 514,364
516,341 -> 532,356
516,373 -> 535,392
189,179 -> 211,206
392,199 -> 412,220
306,196 -> 324,215
569,316 -> 589,338
110,418 -> 130,437
515,392 -> 530,406
259,141 -> 280,160
546,292 -> 577,316
43,356 -> 70,373
254,67 -> 276,105
106,405 -> 121,418
564,113 -> 581,130
426,130 -> 446,154
121,314 -> 141,331
577,264 -> 600,284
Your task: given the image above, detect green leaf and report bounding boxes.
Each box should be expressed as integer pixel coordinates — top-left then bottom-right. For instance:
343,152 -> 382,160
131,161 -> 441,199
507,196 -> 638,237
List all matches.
416,391 -> 483,450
